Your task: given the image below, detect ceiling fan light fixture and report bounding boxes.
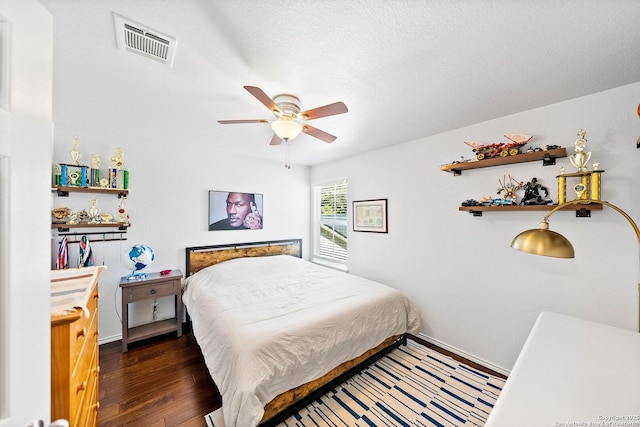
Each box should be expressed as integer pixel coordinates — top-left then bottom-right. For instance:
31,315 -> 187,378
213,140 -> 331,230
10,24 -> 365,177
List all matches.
271,119 -> 303,141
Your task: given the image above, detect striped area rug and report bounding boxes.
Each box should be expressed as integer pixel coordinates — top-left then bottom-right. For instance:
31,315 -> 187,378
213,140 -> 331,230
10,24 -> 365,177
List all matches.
206,339 -> 506,426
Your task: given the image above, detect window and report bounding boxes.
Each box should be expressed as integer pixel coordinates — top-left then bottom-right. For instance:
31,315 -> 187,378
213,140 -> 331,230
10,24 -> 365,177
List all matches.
313,180 -> 348,267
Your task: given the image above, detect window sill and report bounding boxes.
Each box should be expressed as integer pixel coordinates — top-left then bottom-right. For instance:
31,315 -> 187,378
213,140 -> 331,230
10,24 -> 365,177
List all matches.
312,257 -> 348,273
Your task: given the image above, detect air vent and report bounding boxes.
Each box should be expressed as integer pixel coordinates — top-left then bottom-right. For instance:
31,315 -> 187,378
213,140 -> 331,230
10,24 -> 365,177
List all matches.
113,13 -> 177,67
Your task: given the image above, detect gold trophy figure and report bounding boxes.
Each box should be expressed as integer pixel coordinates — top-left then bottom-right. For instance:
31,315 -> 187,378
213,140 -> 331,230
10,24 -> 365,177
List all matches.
569,129 -> 591,172
70,135 -> 81,166
88,198 -> 101,224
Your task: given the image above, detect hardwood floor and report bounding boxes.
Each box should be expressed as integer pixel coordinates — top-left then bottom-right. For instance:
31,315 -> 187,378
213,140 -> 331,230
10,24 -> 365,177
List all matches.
98,331 -> 506,426
98,331 -> 221,426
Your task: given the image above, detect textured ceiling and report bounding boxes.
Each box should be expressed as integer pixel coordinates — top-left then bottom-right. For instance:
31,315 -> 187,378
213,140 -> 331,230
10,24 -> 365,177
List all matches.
40,0 -> 640,166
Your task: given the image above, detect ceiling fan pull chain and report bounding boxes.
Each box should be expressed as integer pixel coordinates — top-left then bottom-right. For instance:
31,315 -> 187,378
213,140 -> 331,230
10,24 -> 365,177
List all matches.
284,140 -> 291,169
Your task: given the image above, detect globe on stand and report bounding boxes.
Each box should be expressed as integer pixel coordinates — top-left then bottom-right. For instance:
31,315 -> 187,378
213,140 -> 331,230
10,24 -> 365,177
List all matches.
122,244 -> 155,280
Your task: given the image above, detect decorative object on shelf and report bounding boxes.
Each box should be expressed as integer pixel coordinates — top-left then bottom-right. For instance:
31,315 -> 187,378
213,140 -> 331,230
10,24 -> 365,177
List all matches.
57,163 -> 89,187
557,169 -> 604,204
464,134 -> 532,160
87,198 -> 101,224
52,207 -> 70,223
56,236 -> 69,270
353,199 -> 388,233
111,147 -> 124,168
54,164 -> 62,186
68,171 -> 79,186
117,197 -> 129,225
101,212 -> 113,223
573,183 -> 586,199
78,235 -> 94,267
122,244 -> 155,280
99,178 -> 109,188
510,199 -> 640,332
569,128 -> 591,172
109,147 -> 129,190
70,135 -> 81,166
90,154 -> 101,187
67,210 -> 78,225
520,177 -> 552,205
556,129 -> 603,205
496,174 -> 523,205
77,210 -> 90,223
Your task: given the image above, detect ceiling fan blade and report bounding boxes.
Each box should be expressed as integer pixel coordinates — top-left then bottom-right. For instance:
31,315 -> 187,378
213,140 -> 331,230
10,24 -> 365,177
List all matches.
300,102 -> 348,120
218,119 -> 269,124
244,86 -> 280,113
269,134 -> 283,146
302,124 -> 337,143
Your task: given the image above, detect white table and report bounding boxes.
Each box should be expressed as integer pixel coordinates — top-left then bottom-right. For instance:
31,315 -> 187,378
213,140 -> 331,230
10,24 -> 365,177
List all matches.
485,311 -> 640,426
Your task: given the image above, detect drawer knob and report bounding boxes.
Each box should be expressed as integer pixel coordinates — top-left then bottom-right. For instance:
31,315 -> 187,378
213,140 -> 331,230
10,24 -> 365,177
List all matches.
76,381 -> 87,393
150,288 -> 157,295
76,328 -> 87,339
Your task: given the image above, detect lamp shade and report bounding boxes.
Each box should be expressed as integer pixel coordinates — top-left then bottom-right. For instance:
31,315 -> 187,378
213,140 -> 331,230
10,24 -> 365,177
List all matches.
511,228 -> 575,258
271,119 -> 303,141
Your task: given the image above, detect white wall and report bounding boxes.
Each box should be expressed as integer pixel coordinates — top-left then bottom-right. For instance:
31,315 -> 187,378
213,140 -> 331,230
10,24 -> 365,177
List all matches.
51,125 -> 311,343
0,0 -> 52,424
312,82 -> 640,372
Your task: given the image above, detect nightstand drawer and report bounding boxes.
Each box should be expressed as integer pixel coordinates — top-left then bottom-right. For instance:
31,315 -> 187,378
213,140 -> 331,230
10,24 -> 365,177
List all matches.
125,279 -> 179,302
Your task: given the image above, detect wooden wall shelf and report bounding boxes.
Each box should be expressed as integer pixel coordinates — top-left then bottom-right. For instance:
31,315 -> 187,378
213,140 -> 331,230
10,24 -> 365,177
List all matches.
440,148 -> 567,175
52,222 -> 129,232
52,186 -> 128,197
459,203 -> 603,217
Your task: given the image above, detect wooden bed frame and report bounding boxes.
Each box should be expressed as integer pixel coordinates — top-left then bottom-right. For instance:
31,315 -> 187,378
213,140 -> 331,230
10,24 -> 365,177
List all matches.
184,239 -> 406,425
185,238 -> 303,276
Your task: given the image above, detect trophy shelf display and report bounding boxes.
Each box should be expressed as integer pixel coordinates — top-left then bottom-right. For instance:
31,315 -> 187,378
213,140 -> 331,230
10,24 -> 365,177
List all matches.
52,186 -> 129,231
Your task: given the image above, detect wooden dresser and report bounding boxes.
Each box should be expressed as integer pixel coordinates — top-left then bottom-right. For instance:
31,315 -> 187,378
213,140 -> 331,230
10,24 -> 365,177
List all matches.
51,266 -> 104,427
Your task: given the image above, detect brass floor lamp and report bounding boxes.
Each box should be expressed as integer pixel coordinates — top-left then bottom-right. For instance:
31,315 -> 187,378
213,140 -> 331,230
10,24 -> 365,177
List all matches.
511,199 -> 640,332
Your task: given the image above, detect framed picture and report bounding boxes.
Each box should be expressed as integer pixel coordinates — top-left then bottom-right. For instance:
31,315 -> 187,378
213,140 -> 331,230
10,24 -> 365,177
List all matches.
353,199 -> 387,233
208,190 -> 263,231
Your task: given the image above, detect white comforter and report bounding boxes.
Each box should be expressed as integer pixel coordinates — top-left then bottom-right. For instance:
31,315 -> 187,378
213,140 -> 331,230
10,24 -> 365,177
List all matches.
182,255 -> 420,427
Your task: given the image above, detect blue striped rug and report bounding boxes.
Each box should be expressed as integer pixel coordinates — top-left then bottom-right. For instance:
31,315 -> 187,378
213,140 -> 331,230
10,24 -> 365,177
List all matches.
205,339 -> 506,426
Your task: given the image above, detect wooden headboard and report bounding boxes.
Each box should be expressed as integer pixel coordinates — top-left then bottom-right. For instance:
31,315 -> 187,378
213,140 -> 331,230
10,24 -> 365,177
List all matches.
185,239 -> 302,276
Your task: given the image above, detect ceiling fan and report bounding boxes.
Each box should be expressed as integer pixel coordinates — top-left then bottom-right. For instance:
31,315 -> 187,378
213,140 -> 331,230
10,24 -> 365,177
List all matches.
218,86 -> 348,146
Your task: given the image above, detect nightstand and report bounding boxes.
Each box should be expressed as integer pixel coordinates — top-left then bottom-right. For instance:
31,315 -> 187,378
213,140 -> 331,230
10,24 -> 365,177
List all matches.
119,270 -> 183,352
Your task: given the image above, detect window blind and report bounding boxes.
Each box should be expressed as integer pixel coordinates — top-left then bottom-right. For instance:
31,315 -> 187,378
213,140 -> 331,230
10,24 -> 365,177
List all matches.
316,180 -> 348,263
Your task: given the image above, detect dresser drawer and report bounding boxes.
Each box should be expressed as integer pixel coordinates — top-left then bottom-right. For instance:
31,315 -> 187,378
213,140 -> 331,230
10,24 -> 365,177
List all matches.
70,303 -> 97,375
126,279 -> 179,301
69,331 -> 97,425
74,346 -> 98,427
72,311 -> 98,380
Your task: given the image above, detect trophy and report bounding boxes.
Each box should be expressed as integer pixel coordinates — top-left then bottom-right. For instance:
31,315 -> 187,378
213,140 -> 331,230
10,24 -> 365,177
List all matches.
569,129 -> 591,172
88,198 -> 101,224
70,135 -> 81,166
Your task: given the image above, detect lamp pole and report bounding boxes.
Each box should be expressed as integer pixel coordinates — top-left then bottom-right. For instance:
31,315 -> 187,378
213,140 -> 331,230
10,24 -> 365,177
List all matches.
531,199 -> 640,332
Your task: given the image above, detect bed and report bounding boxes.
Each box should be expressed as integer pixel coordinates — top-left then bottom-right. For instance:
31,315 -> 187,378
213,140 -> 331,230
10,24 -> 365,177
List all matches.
182,239 -> 421,427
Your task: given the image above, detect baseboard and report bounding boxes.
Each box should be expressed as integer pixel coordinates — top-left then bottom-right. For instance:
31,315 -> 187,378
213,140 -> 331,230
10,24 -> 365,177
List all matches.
416,332 -> 510,377
98,333 -> 122,346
